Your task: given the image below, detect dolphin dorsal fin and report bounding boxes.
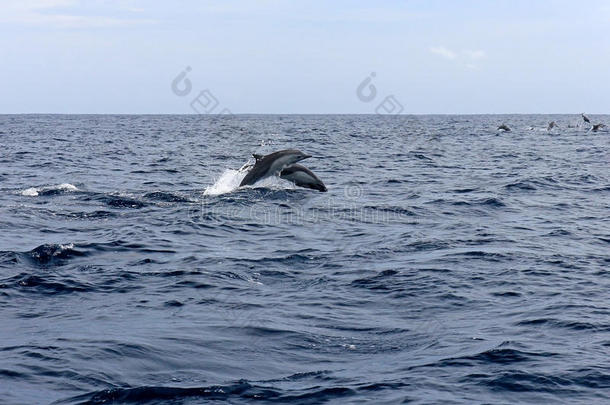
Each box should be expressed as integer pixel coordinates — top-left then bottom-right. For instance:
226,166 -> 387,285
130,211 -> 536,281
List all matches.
252,153 -> 263,161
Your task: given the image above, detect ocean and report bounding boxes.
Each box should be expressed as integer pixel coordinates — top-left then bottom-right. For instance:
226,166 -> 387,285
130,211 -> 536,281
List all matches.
0,114 -> 608,404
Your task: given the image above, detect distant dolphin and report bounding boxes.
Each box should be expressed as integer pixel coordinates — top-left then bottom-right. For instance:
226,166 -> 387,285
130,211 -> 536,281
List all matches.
591,123 -> 606,132
240,149 -> 311,187
547,121 -> 558,131
497,124 -> 511,132
280,164 -> 327,192
582,113 -> 591,123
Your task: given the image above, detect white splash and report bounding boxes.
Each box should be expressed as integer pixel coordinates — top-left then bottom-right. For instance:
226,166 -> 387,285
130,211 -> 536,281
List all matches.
21,187 -> 40,197
203,160 -> 295,196
203,168 -> 248,196
57,243 -> 75,252
21,183 -> 78,197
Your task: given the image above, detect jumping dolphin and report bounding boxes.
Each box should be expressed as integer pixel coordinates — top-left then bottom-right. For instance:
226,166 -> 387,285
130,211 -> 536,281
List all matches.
582,113 -> 591,124
547,121 -> 558,131
497,124 -> 511,132
280,164 -> 327,192
591,123 -> 606,132
239,149 -> 311,187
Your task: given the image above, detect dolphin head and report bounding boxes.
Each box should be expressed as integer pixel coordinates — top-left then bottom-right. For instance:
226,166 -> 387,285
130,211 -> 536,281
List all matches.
285,149 -> 312,165
313,183 -> 327,192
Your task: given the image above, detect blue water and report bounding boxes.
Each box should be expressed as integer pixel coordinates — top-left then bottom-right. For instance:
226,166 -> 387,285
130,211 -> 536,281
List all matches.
1,114 -> 609,404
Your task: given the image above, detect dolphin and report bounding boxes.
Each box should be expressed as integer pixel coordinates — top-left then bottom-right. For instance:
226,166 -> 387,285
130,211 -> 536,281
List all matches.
591,123 -> 606,132
582,113 -> 591,123
280,164 -> 327,192
497,124 -> 511,132
239,149 -> 311,187
547,121 -> 558,131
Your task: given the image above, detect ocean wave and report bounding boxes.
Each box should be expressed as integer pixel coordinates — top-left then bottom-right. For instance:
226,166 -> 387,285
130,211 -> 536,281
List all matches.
20,183 -> 78,197
100,195 -> 147,209
143,191 -> 192,203
437,347 -> 558,367
351,269 -> 399,290
56,381 -> 356,405
515,318 -> 610,332
56,210 -> 117,220
5,273 -> 90,295
25,243 -> 83,266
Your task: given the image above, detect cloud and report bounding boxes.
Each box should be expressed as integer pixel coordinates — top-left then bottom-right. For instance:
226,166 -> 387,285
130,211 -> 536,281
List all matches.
430,46 -> 486,69
464,49 -> 485,60
430,46 -> 457,60
431,46 -> 486,61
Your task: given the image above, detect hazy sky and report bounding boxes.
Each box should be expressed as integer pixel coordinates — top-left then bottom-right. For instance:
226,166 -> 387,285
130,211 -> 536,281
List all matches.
1,0 -> 609,114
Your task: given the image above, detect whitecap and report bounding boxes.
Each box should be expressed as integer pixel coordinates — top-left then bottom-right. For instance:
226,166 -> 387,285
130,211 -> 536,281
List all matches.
20,183 -> 78,197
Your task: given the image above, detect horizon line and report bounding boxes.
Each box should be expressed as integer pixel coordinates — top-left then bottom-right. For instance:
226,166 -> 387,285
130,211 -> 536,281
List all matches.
1,112 -> 607,116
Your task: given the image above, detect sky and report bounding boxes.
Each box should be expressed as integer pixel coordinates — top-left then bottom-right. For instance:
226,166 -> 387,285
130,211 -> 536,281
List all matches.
1,0 -> 609,114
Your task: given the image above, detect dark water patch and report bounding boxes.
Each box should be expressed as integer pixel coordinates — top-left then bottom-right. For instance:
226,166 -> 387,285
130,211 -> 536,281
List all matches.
7,274 -> 90,295
407,151 -> 434,161
233,251 -> 318,268
141,269 -> 206,277
163,300 -> 184,307
591,185 -> 610,192
143,191 -> 191,203
476,197 -> 505,207
103,196 -> 147,209
490,291 -> 521,297
404,240 -> 450,252
0,251 -> 19,265
431,196 -> 505,208
81,193 -> 147,209
443,250 -> 510,262
24,243 -> 86,266
546,229 -> 571,237
170,280 -> 213,290
453,187 -> 478,193
58,382 -> 357,405
56,381 -> 353,405
38,188 -> 69,196
439,347 -> 557,367
385,179 -> 405,184
0,266 -> 140,297
505,175 -> 569,191
57,210 -> 117,220
351,269 -> 399,290
232,188 -> 309,201
567,369 -> 610,389
98,342 -> 158,360
572,174 -> 600,184
515,318 -> 610,331
505,181 -> 537,191
0,369 -> 27,379
260,370 -> 333,384
362,205 -> 417,217
465,371 -> 577,394
464,367 -> 610,395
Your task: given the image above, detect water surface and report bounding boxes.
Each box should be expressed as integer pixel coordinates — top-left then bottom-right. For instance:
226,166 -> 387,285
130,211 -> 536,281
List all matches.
1,114 -> 609,404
